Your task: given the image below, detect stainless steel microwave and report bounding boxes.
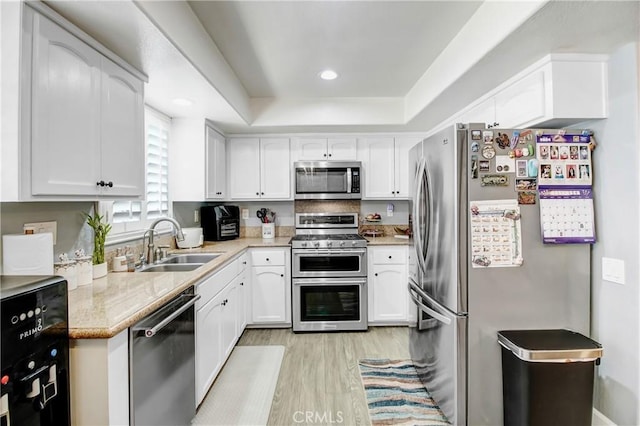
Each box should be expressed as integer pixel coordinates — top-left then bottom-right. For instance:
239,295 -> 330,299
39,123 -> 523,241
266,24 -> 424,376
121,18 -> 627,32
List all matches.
294,161 -> 361,200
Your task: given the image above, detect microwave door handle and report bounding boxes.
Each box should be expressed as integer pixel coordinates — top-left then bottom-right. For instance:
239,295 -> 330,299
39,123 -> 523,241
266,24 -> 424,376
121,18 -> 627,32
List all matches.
346,168 -> 352,193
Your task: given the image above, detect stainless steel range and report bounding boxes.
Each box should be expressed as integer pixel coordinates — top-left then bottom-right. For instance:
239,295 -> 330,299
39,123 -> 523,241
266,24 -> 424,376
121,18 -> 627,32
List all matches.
290,213 -> 368,332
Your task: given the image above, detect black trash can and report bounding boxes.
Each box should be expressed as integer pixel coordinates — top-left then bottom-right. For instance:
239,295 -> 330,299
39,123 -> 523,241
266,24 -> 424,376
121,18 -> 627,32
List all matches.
497,329 -> 603,426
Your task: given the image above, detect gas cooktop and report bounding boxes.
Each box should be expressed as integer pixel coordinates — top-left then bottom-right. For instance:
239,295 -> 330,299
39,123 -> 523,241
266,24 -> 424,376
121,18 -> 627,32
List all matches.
290,233 -> 367,249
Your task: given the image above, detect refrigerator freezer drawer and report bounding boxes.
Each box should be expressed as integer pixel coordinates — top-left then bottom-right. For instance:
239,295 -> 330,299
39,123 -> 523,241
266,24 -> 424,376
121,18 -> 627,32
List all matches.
409,279 -> 467,425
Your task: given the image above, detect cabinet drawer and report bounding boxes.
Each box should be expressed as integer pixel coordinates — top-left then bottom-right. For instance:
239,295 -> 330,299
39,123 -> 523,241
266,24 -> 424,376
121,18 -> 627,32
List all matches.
371,247 -> 406,265
250,250 -> 285,266
196,259 -> 238,308
238,252 -> 249,271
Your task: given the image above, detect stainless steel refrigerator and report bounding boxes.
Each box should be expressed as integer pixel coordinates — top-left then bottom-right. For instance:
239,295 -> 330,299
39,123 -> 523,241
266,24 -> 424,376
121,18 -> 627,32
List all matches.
408,123 -> 591,426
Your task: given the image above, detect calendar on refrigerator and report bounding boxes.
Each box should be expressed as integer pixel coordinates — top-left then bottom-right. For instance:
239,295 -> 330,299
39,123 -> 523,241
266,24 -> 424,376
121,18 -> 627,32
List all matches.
539,187 -> 596,244
536,132 -> 596,244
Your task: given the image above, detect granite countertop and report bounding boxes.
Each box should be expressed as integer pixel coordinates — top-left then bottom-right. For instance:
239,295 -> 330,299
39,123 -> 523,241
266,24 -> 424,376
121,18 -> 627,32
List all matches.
68,237 -> 291,339
365,236 -> 410,245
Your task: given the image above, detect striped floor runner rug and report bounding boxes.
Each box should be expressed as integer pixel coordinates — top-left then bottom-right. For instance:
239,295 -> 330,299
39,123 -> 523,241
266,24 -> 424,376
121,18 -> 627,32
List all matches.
358,359 -> 450,425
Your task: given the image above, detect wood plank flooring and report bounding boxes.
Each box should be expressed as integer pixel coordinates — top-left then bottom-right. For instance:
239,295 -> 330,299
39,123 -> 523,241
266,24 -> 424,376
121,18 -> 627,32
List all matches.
237,326 -> 410,426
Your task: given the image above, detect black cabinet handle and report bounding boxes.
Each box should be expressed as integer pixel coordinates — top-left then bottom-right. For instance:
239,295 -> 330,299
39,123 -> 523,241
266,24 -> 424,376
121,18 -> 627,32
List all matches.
280,274 -> 284,277
388,256 -> 392,259
328,153 -> 332,157
375,273 -> 378,276
323,153 -> 327,157
107,181 -> 113,188
240,282 -> 244,286
266,258 -> 270,262
261,192 -> 264,195
96,180 -> 104,187
256,192 -> 260,196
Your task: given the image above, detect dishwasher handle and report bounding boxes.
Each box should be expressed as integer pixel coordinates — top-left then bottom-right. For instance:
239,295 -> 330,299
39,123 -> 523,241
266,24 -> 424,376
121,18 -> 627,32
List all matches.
133,294 -> 201,338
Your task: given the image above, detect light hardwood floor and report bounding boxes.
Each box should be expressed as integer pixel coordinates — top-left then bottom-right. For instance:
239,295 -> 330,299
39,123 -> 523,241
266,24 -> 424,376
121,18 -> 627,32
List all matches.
237,326 -> 411,426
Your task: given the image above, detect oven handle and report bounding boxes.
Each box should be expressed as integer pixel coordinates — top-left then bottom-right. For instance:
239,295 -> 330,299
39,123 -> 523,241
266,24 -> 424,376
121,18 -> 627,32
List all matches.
293,278 -> 367,286
292,248 -> 367,255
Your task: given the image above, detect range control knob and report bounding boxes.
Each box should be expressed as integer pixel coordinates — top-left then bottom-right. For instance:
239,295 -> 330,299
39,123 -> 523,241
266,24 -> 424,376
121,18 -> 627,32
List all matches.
301,242 -> 307,247
313,241 -> 320,248
326,241 -> 332,247
339,241 -> 345,247
351,241 -> 357,246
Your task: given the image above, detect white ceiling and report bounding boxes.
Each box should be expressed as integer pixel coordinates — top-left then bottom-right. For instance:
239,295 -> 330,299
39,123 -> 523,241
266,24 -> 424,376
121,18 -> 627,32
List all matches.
43,0 -> 639,134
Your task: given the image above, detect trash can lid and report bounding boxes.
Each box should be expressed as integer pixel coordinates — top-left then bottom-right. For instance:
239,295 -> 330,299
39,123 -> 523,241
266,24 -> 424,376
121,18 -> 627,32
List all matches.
497,329 -> 603,362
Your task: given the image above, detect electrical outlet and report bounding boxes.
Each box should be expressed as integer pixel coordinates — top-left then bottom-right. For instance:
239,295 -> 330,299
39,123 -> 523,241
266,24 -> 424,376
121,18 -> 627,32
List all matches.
602,257 -> 625,285
194,209 -> 200,223
24,221 -> 57,244
242,209 -> 249,220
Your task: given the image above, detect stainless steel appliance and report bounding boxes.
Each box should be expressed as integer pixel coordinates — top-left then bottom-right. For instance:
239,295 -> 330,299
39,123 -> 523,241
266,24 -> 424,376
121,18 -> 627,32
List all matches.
1,275 -> 70,426
201,205 -> 240,241
294,161 -> 361,200
408,123 -> 591,425
129,288 -> 200,426
291,213 -> 368,331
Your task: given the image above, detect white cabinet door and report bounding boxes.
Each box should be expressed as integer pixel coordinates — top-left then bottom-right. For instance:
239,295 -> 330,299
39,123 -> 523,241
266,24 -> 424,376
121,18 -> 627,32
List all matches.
228,138 -> 261,199
394,137 -> 422,198
370,264 -> 407,322
31,12 -> 102,196
294,138 -> 327,161
327,138 -> 357,160
205,126 -> 226,199
237,269 -> 249,333
251,266 -> 287,323
260,138 -> 290,199
494,70 -> 546,129
196,292 -> 223,405
462,97 -> 496,127
100,56 -> 144,197
359,137 -> 396,199
220,281 -> 238,360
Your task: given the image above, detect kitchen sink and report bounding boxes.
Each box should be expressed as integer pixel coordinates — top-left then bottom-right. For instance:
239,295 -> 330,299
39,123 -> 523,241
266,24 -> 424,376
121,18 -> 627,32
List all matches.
160,253 -> 221,264
138,263 -> 203,273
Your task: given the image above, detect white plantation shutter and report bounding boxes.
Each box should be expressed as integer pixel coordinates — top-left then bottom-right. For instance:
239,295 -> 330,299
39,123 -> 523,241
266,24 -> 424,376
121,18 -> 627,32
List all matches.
145,114 -> 169,219
106,107 -> 171,238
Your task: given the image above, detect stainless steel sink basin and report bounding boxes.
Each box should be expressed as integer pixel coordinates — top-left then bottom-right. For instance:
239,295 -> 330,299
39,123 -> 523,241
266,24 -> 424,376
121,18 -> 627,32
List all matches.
138,263 -> 202,273
160,253 -> 221,264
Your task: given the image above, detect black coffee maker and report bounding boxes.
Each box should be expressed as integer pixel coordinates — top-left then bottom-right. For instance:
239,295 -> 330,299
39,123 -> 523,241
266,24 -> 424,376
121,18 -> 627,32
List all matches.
201,205 -> 240,241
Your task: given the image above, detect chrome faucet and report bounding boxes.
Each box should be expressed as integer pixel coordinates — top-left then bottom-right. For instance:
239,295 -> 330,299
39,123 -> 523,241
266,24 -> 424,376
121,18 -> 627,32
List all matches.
144,217 -> 185,264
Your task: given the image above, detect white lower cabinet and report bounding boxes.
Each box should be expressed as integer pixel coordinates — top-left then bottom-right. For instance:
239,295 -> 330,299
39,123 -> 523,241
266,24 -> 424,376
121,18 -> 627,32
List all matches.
368,246 -> 409,324
195,254 -> 247,406
250,248 -> 291,326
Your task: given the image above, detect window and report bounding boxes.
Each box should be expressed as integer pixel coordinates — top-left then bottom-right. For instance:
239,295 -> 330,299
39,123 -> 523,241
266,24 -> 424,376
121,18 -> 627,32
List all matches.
102,107 -> 172,243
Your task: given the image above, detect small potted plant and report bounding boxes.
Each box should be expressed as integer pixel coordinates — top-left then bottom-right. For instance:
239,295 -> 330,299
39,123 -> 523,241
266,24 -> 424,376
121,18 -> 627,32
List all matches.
85,211 -> 111,279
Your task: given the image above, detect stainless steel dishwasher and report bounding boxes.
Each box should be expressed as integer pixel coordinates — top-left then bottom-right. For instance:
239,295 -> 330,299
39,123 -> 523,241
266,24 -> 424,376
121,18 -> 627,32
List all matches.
129,288 -> 200,426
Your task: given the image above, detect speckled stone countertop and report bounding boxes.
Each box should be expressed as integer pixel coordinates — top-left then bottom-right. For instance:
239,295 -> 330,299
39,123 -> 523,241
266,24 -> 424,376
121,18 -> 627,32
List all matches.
67,237 -> 291,339
364,236 -> 410,245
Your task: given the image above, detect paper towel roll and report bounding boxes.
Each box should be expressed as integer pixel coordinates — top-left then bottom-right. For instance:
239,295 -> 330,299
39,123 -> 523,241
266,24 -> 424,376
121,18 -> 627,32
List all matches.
2,233 -> 54,275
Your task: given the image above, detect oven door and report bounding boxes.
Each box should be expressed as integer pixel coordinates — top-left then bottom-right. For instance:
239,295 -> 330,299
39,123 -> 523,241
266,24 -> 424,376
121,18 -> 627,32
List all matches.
293,277 -> 367,332
292,248 -> 367,278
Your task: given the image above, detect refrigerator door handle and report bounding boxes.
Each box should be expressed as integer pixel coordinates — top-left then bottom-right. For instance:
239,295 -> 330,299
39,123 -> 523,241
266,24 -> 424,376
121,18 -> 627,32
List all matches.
413,157 -> 429,274
408,280 -> 453,325
408,285 -> 452,326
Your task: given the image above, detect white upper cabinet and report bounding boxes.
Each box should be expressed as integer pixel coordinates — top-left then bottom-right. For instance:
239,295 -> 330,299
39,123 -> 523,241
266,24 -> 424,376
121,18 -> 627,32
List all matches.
228,137 -> 290,200
358,136 -> 422,199
31,12 -> 102,196
100,57 -> 144,197
170,120 -> 226,201
21,5 -> 146,199
293,137 -> 357,161
205,125 -> 227,199
459,55 -> 607,130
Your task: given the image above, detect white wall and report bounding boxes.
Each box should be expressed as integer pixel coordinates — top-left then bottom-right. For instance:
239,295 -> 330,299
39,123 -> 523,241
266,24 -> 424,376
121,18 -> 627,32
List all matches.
582,42 -> 639,426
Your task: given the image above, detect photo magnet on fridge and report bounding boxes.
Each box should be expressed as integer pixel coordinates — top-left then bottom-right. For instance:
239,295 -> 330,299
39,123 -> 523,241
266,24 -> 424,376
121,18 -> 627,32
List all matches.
518,191 -> 537,205
471,130 -> 482,141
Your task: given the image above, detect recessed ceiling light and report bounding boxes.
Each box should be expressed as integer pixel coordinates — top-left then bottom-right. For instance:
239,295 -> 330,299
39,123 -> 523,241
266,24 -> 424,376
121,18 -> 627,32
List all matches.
319,70 -> 338,81
172,98 -> 194,107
